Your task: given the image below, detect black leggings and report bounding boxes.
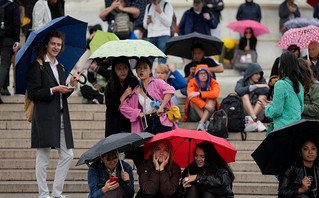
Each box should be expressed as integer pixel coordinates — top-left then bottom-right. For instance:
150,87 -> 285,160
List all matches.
185,185 -> 217,198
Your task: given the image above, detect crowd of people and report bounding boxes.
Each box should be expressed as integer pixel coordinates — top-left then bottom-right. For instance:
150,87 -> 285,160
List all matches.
2,0 -> 319,198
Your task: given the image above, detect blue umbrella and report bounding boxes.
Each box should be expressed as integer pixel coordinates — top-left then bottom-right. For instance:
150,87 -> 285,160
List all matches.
15,15 -> 88,94
284,18 -> 319,29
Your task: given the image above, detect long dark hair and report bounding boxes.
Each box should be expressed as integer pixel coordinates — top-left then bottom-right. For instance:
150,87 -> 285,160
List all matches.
296,139 -> 319,167
298,58 -> 314,95
279,52 -> 303,94
190,141 -> 234,181
37,31 -> 65,62
106,57 -> 137,93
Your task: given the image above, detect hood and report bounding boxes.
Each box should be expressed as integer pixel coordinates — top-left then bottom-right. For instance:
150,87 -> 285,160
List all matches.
194,64 -> 212,91
243,63 -> 264,82
245,0 -> 254,3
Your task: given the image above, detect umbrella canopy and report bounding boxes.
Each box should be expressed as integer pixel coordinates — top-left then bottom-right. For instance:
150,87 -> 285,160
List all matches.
15,15 -> 87,94
226,20 -> 270,37
307,0 -> 318,8
277,25 -> 319,50
284,18 -> 319,29
89,40 -> 166,59
144,128 -> 237,168
89,30 -> 119,54
251,119 -> 319,175
165,32 -> 224,59
76,132 -> 153,166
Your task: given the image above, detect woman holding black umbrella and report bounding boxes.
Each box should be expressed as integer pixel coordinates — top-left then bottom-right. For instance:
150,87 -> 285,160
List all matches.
278,140 -> 319,198
178,141 -> 234,198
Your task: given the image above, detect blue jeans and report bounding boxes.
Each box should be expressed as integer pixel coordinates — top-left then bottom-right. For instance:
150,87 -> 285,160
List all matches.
147,35 -> 170,64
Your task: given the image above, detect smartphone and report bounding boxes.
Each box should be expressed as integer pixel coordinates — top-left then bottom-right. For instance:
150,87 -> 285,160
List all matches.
141,115 -> 148,130
109,177 -> 118,183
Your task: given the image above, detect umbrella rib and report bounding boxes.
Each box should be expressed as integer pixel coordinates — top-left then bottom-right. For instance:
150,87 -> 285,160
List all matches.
174,138 -> 188,153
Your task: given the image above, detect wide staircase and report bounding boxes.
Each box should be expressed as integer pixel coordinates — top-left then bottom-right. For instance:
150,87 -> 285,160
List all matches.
0,92 -> 278,198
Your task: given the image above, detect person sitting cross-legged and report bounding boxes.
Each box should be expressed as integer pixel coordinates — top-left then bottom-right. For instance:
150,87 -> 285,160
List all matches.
235,63 -> 269,132
184,64 -> 220,131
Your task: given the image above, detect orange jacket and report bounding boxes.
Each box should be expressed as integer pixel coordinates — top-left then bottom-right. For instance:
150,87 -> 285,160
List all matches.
184,64 -> 220,121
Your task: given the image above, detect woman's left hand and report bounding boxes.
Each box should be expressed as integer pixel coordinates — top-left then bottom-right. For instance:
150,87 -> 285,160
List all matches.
70,67 -> 85,86
121,171 -> 130,182
182,175 -> 197,188
258,100 -> 267,109
159,155 -> 169,171
157,106 -> 165,117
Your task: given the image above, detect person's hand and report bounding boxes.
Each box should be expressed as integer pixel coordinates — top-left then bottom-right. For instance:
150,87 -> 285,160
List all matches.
306,59 -> 312,67
205,103 -> 215,112
269,77 -> 279,86
168,64 -> 176,73
155,4 -> 162,14
182,175 -> 197,188
121,171 -> 130,182
300,176 -> 311,193
159,155 -> 169,171
188,92 -> 200,99
203,13 -> 210,20
288,5 -> 296,13
206,3 -> 213,8
217,2 -> 223,6
94,84 -> 102,91
266,100 -> 272,105
244,45 -> 250,51
256,84 -> 269,89
89,62 -> 97,70
147,15 -> 152,24
189,67 -> 196,76
153,154 -> 160,171
102,179 -> 119,194
111,0 -> 120,9
12,42 -> 19,53
52,85 -> 74,94
123,86 -> 132,98
139,112 -> 144,117
70,67 -> 85,86
157,106 -> 165,116
118,3 -> 125,11
257,100 -> 267,109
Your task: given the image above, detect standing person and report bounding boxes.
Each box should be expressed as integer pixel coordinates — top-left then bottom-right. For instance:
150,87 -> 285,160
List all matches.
203,0 -> 224,38
179,141 -> 234,198
26,31 -> 83,198
136,139 -> 181,198
0,0 -> 20,103
314,3 -> 319,19
278,140 -> 319,198
279,0 -> 300,34
32,0 -> 52,31
239,27 -> 257,52
143,0 -> 173,64
236,0 -> 262,22
235,63 -> 268,132
259,52 -> 304,132
178,0 -> 217,36
184,64 -> 220,131
88,150 -> 134,198
48,0 -> 64,19
305,41 -> 319,81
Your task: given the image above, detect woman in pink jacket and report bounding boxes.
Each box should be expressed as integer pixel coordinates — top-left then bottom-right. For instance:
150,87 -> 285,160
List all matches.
120,57 -> 176,167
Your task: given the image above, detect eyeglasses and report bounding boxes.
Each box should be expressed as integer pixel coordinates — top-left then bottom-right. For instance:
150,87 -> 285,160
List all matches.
244,32 -> 252,35
198,72 -> 207,76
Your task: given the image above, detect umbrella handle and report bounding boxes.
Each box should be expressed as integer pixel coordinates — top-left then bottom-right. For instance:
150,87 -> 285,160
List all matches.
76,72 -> 87,84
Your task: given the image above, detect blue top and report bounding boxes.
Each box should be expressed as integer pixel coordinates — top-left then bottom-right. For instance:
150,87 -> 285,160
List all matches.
184,57 -> 218,79
236,1 -> 262,22
167,70 -> 188,90
88,160 -> 134,198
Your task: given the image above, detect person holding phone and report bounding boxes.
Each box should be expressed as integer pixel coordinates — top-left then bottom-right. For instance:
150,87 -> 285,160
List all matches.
136,139 -> 181,198
88,150 -> 134,198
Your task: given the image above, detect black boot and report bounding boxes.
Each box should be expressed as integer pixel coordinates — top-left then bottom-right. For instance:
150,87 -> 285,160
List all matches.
0,97 -> 3,104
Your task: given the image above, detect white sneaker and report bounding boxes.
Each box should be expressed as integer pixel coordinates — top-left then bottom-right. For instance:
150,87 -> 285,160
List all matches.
244,121 -> 258,132
257,121 -> 267,132
197,122 -> 206,131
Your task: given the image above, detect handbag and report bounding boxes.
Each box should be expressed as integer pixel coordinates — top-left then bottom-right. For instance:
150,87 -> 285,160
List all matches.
167,106 -> 181,122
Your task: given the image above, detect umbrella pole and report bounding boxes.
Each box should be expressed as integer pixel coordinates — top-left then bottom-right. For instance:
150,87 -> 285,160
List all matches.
307,49 -> 309,60
117,150 -> 124,171
188,138 -> 191,175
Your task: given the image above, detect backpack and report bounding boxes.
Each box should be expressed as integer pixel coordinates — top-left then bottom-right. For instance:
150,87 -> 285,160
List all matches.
147,2 -> 177,37
0,1 -> 11,38
220,93 -> 246,140
207,109 -> 228,139
111,11 -> 134,39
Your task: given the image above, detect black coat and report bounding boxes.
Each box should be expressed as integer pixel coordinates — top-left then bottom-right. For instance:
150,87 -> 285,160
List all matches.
27,60 -> 74,149
278,162 -> 319,198
0,0 -> 20,42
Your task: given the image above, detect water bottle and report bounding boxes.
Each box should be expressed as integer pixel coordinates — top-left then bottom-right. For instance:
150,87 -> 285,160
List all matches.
110,20 -> 115,32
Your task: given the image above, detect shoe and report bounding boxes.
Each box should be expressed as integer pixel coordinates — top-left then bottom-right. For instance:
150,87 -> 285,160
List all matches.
92,98 -> 100,104
52,195 -> 66,198
256,121 -> 267,132
205,120 -> 210,129
244,121 -> 258,132
197,121 -> 206,131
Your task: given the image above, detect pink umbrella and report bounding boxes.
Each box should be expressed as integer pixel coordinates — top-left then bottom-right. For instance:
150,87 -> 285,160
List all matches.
277,25 -> 319,50
227,20 -> 270,37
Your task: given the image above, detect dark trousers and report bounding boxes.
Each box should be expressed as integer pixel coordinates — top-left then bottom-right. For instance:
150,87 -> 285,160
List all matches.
145,112 -> 172,135
136,190 -> 176,198
80,85 -> 104,103
185,185 -> 217,198
0,37 -> 14,95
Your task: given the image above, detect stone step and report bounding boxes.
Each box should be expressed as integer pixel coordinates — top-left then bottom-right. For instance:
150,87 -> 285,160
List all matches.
233,172 -> 278,183
229,161 -> 260,172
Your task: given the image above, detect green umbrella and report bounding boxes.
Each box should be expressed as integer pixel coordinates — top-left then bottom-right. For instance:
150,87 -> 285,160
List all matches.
89,30 -> 119,54
89,39 -> 167,59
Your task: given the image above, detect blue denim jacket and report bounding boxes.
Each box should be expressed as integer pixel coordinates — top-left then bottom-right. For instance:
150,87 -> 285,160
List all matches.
88,160 -> 134,198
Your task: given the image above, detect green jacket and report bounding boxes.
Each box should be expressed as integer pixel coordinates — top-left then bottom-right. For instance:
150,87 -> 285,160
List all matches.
302,80 -> 319,120
265,78 -> 304,129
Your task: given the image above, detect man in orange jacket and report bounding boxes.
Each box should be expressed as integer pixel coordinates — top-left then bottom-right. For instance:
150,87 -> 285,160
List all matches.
184,64 -> 220,130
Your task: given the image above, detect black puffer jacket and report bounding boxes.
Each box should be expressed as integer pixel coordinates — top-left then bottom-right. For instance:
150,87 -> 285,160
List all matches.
278,162 -> 319,198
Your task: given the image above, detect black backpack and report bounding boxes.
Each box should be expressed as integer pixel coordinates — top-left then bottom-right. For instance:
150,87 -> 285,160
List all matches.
220,93 -> 246,140
0,1 -> 11,38
111,11 -> 134,39
207,109 -> 228,139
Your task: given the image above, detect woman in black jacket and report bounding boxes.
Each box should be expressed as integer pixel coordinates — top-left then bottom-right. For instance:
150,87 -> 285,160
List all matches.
179,141 -> 234,198
279,140 -> 319,198
239,27 -> 257,52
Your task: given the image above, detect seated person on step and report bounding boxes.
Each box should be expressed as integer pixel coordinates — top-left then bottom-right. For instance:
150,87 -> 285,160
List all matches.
88,150 -> 134,198
235,63 -> 269,132
136,139 -> 181,198
184,64 -> 220,131
180,44 -> 223,96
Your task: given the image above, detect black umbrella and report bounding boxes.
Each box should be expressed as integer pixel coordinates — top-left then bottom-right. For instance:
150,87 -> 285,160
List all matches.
165,32 -> 224,59
76,132 -> 153,166
251,119 -> 319,175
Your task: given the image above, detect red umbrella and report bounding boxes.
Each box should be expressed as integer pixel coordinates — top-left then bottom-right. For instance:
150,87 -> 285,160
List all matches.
144,128 -> 237,168
226,20 -> 270,37
277,25 -> 319,50
307,0 -> 318,8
